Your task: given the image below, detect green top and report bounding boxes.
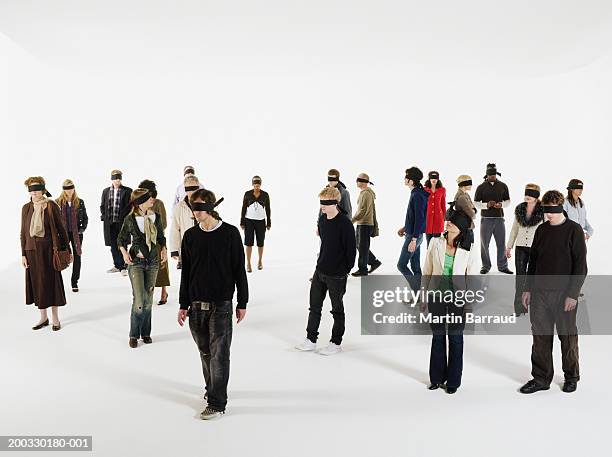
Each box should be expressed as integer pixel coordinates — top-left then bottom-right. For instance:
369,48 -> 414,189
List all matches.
440,252 -> 455,292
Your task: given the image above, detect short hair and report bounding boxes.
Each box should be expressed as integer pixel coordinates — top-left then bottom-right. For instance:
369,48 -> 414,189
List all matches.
358,172 -> 370,181
184,175 -> 199,186
24,176 -> 45,187
328,168 -> 340,178
541,190 -> 564,206
111,169 -> 122,176
318,187 -> 341,201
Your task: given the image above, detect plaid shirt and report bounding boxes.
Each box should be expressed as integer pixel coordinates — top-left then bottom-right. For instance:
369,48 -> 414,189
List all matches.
108,187 -> 121,223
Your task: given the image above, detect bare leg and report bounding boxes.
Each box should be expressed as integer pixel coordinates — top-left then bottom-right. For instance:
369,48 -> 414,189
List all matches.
50,306 -> 60,326
160,286 -> 168,302
258,246 -> 264,269
246,246 -> 253,272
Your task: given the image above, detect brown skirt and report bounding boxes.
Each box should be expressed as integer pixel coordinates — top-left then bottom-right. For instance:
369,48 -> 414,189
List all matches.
25,237 -> 67,309
155,249 -> 170,287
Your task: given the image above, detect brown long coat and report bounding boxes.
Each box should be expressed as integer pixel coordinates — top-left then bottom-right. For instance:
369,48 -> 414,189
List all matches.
21,201 -> 69,309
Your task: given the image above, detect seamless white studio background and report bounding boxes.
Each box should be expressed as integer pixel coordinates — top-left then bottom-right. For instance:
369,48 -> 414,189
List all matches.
0,2 -> 611,456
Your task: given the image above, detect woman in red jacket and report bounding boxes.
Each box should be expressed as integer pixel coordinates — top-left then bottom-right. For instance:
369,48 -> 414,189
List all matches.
424,171 -> 446,245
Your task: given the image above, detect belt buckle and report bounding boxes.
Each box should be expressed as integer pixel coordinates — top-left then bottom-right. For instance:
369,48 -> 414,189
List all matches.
194,301 -> 210,311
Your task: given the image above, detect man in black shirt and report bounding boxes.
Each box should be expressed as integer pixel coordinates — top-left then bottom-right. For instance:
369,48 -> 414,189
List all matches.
177,189 -> 248,420
520,190 -> 587,394
296,187 -> 356,356
473,163 -> 513,274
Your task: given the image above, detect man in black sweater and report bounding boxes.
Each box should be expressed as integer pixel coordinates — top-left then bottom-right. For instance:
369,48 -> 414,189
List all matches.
177,189 -> 248,420
473,163 -> 513,274
296,187 -> 356,356
520,190 -> 587,394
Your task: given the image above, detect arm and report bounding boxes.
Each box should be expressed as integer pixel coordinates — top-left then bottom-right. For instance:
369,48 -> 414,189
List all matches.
265,192 -> 271,228
240,192 -> 248,227
441,188 -> 447,221
473,184 -> 487,209
51,202 -> 70,251
420,240 -> 436,292
170,209 -> 181,257
351,193 -> 369,224
178,235 -> 191,309
343,219 -> 357,273
231,227 -> 249,309
80,199 -> 89,232
525,226 -> 541,291
506,218 -> 519,249
501,183 -> 511,208
155,214 -> 167,248
100,189 -> 106,221
20,205 -> 27,256
567,226 -> 588,300
116,217 -> 131,251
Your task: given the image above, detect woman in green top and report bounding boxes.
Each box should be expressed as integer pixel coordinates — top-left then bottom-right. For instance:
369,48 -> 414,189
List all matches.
117,188 -> 167,348
421,206 -> 478,394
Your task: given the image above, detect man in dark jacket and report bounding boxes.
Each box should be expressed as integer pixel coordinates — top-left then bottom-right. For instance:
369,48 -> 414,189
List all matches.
397,167 -> 429,291
177,189 -> 248,420
100,169 -> 132,274
520,190 -> 587,395
474,163 -> 513,274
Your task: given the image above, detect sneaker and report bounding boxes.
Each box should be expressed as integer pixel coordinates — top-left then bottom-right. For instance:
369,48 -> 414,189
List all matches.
200,406 -> 225,420
121,269 -> 129,277
294,338 -> 317,351
107,267 -> 120,273
317,342 -> 342,356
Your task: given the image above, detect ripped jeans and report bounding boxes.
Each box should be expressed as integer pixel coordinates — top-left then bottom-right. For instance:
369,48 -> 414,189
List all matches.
127,256 -> 159,339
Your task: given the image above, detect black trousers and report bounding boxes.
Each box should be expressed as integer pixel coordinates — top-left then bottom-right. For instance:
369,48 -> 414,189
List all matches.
428,298 -> 465,389
355,225 -> 378,273
68,232 -> 83,287
529,290 -> 579,386
513,246 -> 531,315
306,269 -> 347,345
244,218 -> 266,247
426,233 -> 441,246
110,222 -> 126,270
188,300 -> 233,412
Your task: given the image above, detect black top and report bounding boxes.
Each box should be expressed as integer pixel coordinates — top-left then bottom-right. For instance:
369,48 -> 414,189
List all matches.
116,212 -> 166,260
240,190 -> 271,228
179,221 -> 249,309
527,218 -> 587,300
474,180 -> 510,217
316,213 -> 357,276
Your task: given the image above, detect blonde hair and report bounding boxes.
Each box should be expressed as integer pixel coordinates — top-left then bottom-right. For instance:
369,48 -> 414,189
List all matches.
525,183 -> 540,193
111,169 -> 122,177
24,176 -> 45,187
456,174 -> 472,186
184,175 -> 199,185
56,179 -> 80,209
318,187 -> 341,201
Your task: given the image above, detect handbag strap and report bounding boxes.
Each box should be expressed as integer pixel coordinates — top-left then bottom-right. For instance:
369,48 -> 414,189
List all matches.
46,202 -> 60,252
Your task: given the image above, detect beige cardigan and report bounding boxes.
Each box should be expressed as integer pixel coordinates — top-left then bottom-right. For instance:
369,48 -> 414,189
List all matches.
170,199 -> 196,255
421,236 -> 480,292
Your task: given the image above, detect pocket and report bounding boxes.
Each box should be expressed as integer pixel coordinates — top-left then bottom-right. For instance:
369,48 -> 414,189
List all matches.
213,301 -> 232,314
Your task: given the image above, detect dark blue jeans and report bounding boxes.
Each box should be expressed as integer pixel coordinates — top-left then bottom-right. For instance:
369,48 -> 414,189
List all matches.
397,234 -> 423,291
429,299 -> 465,389
189,301 -> 233,412
127,256 -> 159,338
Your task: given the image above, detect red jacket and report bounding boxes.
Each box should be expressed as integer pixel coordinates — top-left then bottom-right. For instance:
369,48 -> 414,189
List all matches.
425,186 -> 446,234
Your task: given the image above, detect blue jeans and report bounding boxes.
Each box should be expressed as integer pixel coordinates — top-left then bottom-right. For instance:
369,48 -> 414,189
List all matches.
397,234 -> 423,291
128,256 -> 159,338
429,299 -> 465,389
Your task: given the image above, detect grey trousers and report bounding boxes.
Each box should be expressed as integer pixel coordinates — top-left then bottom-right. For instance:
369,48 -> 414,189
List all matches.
480,217 -> 508,271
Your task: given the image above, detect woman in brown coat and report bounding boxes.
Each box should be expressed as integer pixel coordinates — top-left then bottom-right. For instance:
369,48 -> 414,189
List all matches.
21,177 -> 71,331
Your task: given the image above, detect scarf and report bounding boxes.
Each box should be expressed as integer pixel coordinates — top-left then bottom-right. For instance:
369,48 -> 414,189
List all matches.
30,197 -> 49,238
137,209 -> 158,251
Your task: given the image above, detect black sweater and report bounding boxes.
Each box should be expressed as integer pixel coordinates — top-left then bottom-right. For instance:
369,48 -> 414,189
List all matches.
474,180 -> 510,217
526,218 -> 587,300
179,221 -> 249,309
316,213 -> 356,276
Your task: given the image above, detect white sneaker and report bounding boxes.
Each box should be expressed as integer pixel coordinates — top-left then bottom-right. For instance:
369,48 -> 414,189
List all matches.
200,406 -> 225,420
317,342 -> 342,356
121,269 -> 129,277
107,267 -> 120,273
294,338 -> 317,351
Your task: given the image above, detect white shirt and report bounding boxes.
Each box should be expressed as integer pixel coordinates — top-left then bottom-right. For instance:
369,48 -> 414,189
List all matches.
245,201 -> 267,220
199,220 -> 223,232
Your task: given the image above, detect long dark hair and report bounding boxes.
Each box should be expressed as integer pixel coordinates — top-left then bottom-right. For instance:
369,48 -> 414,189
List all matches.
566,179 -> 583,208
424,179 -> 444,190
443,227 -> 471,250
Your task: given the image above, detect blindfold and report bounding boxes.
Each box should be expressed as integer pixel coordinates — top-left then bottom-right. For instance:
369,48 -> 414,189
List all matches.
542,205 -> 564,214
192,197 -> 224,212
524,189 -> 540,199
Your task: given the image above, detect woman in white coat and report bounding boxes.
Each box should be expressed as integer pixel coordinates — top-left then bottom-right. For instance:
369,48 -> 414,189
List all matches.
170,175 -> 200,268
420,206 -> 479,394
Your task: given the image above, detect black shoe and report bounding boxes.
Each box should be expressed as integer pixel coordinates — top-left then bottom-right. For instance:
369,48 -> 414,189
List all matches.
499,268 -> 514,274
52,322 -> 61,331
177,261 -> 182,270
519,379 -> 550,394
428,383 -> 443,390
446,387 -> 458,394
368,261 -> 382,274
32,319 -> 49,330
72,286 -> 79,292
562,380 -> 577,393
142,336 -> 153,344
480,268 -> 490,274
351,270 -> 368,277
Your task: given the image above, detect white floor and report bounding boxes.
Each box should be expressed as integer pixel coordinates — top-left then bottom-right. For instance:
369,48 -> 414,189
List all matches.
1,241 -> 609,457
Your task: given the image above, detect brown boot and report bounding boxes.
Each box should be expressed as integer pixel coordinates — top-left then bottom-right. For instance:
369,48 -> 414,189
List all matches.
129,337 -> 138,348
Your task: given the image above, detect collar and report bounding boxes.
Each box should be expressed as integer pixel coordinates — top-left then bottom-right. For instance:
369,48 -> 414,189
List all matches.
199,220 -> 222,232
